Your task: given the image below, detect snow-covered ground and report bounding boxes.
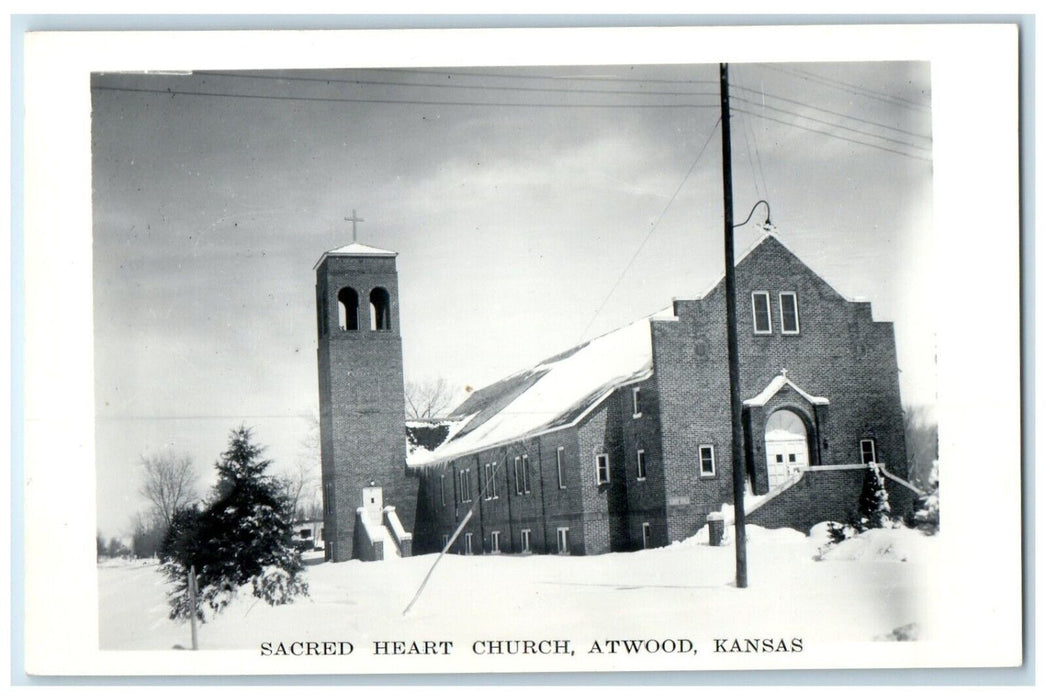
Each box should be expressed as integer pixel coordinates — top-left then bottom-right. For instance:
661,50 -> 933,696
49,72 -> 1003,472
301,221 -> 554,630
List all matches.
98,524 -> 939,657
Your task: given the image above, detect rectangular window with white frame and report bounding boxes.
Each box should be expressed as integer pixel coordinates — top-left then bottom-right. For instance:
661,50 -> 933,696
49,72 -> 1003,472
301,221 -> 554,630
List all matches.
514,456 -> 522,495
556,527 -> 570,554
460,468 -> 472,502
632,386 -> 642,418
483,462 -> 498,500
699,445 -> 716,476
464,532 -> 473,555
520,528 -> 532,553
595,453 -> 610,484
439,474 -> 446,506
642,522 -> 652,549
860,439 -> 877,465
441,534 -> 449,550
557,446 -> 566,489
490,530 -> 501,554
521,454 -> 531,493
636,449 -> 647,480
779,291 -> 800,335
752,291 -> 772,334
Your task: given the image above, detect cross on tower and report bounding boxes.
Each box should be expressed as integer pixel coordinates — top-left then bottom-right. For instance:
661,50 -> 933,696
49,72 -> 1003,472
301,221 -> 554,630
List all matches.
344,209 -> 365,242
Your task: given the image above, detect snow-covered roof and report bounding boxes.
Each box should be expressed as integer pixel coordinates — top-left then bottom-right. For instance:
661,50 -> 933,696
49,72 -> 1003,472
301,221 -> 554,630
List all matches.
408,309 -> 674,468
742,371 -> 830,407
313,241 -> 397,269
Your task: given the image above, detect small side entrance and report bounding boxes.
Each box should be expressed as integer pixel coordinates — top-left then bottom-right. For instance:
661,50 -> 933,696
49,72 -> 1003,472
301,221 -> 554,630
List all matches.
362,485 -> 383,523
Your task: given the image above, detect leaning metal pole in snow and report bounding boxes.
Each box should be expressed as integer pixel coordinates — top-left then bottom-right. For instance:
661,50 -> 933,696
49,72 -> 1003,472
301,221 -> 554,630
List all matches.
402,464 -> 502,615
719,63 -> 748,588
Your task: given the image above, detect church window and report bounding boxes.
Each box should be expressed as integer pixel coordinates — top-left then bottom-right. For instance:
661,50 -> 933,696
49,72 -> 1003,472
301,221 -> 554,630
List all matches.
636,449 -> 647,480
464,532 -> 473,555
439,474 -> 446,506
324,482 -> 334,515
752,292 -> 772,334
699,445 -> 716,476
484,462 -> 498,500
860,439 -> 878,465
556,527 -> 570,554
369,287 -> 391,331
779,292 -> 800,334
337,287 -> 359,331
521,454 -> 531,494
596,453 -> 610,485
557,447 -> 566,489
514,456 -> 523,495
520,529 -> 532,553
632,386 -> 642,417
491,531 -> 501,553
459,468 -> 472,502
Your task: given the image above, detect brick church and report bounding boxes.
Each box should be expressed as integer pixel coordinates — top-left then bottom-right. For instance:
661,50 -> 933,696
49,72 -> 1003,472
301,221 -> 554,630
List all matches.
315,234 -> 919,562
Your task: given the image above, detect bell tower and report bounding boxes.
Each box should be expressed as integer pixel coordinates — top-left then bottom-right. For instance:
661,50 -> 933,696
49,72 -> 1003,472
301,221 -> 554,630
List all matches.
315,240 -> 413,562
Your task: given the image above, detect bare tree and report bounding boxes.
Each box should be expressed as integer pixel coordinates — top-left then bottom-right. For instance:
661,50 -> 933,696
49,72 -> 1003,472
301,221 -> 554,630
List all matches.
139,450 -> 200,530
130,510 -> 166,559
276,414 -> 321,522
405,377 -> 456,419
904,405 -> 938,490
277,459 -> 319,523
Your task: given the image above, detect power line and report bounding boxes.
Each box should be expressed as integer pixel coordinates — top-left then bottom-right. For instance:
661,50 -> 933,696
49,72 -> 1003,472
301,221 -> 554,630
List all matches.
737,111 -> 760,198
732,69 -> 771,201
91,84 -> 721,110
732,95 -> 931,152
735,108 -> 932,162
577,117 -> 722,344
194,70 -> 721,100
94,84 -> 932,159
785,64 -> 932,110
730,81 -> 931,141
188,70 -> 929,141
366,66 -> 720,86
759,63 -> 931,112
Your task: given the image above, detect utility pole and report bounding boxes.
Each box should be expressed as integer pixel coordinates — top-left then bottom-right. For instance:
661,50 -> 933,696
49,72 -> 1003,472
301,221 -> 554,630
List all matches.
719,62 -> 748,589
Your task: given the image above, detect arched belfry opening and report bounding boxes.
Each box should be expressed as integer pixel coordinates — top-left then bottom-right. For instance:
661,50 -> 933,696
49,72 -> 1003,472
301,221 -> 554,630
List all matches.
338,287 -> 359,331
370,287 -> 391,331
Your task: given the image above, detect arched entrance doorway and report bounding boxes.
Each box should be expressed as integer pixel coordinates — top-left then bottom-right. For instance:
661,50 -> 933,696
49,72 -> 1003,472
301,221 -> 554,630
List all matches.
764,409 -> 809,488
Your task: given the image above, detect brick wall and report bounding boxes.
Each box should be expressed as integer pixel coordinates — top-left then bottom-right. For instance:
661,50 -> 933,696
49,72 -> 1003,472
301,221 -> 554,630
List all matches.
747,466 -> 921,532
576,400 -> 627,554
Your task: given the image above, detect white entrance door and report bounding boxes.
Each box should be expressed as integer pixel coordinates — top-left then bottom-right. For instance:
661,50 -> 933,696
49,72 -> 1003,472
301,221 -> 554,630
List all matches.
362,486 -> 383,523
765,410 -> 809,489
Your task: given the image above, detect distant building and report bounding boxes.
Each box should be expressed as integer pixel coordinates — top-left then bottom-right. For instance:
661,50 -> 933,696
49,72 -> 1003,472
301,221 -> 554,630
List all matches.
316,234 -> 919,561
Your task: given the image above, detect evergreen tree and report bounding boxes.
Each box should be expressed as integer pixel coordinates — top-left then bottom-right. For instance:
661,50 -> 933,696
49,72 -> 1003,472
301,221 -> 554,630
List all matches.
855,462 -> 892,532
159,426 -> 308,621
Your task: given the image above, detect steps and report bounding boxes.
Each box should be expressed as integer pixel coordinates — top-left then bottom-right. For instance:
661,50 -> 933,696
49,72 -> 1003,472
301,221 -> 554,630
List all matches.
380,525 -> 402,559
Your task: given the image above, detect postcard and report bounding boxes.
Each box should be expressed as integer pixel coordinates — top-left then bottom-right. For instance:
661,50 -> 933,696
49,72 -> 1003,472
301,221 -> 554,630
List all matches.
21,23 -> 1022,676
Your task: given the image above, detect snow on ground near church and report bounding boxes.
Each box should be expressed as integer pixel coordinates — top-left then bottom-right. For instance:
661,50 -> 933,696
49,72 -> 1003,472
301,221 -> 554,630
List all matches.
98,525 -> 939,653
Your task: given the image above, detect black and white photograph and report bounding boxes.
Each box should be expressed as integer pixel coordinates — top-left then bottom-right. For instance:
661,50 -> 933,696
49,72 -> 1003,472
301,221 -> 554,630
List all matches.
21,25 -> 1022,676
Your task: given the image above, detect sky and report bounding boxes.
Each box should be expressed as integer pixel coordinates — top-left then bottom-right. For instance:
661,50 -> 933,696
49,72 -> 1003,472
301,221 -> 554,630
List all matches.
91,61 -> 933,537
